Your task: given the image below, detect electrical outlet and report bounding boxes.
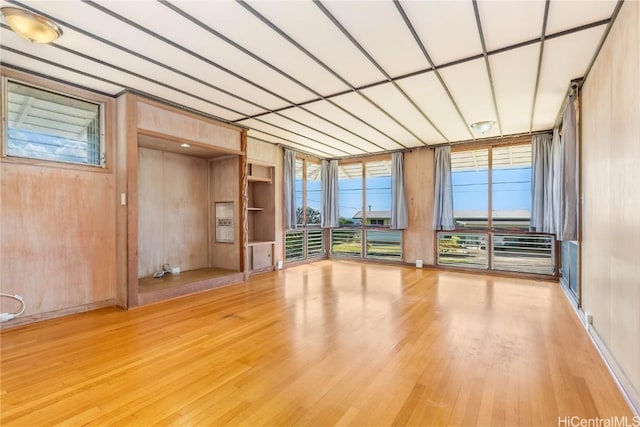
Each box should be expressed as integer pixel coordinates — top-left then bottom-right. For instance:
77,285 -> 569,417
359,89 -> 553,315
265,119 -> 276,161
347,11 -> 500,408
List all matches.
585,313 -> 593,325
416,259 -> 423,268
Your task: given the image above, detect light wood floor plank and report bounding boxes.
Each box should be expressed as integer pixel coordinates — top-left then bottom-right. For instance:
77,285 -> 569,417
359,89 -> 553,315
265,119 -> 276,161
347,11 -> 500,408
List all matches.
0,260 -> 634,426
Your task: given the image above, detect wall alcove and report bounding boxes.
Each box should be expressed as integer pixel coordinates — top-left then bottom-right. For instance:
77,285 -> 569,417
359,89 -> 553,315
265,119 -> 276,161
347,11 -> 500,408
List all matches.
117,94 -> 246,307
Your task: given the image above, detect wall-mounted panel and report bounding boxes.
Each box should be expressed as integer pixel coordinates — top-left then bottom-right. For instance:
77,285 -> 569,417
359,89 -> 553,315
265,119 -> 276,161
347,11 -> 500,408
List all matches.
581,0 -> 640,412
0,164 -> 116,316
209,157 -> 241,271
403,148 -> 435,265
136,101 -> 241,152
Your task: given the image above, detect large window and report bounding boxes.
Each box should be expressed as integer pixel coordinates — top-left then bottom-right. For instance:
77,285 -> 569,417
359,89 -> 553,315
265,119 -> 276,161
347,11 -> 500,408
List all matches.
443,142 -> 554,275
451,144 -> 531,230
332,157 -> 401,261
286,157 -> 324,263
3,79 -> 104,167
337,159 -> 392,226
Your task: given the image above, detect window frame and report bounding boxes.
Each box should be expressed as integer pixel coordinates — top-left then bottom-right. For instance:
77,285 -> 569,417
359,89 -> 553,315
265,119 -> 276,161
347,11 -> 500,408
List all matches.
451,140 -> 532,232
295,156 -> 322,227
2,75 -> 107,169
331,155 -> 402,262
337,155 -> 393,229
442,139 -> 557,276
285,155 -> 324,264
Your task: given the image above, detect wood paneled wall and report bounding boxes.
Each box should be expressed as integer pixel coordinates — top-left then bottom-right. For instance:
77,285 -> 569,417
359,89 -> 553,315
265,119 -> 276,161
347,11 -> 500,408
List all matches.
0,69 -> 117,322
0,165 -> 117,317
209,157 -> 241,271
581,0 -> 640,410
403,148 -> 436,266
137,148 -> 210,278
136,101 -> 241,153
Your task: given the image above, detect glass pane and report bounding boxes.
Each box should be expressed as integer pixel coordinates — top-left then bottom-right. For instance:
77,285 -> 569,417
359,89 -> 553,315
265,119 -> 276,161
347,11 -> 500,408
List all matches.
364,159 -> 392,227
451,149 -> 488,229
437,232 -> 488,269
337,162 -> 363,226
365,230 -> 401,260
305,162 -> 322,225
295,159 -> 304,226
285,231 -> 304,262
331,229 -> 362,257
307,229 -> 324,258
492,144 -> 532,230
6,80 -> 102,166
492,234 -> 554,275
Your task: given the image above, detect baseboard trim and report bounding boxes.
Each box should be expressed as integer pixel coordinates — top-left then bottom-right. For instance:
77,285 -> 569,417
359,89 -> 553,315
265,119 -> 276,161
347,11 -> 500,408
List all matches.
559,285 -> 639,416
588,325 -> 640,416
0,299 -> 117,330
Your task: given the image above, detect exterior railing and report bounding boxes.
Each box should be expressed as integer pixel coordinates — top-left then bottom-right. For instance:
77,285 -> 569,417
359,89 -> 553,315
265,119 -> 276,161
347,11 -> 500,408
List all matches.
437,231 -> 555,275
285,228 -> 325,263
331,228 -> 402,261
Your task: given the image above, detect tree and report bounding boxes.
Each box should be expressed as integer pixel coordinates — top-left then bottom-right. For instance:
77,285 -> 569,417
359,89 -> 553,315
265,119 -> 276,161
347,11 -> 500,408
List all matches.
296,206 -> 321,225
339,217 -> 354,225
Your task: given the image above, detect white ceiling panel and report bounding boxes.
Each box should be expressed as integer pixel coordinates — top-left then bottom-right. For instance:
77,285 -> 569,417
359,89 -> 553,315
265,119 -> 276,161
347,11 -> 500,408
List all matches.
319,1 -> 428,77
479,1 -> 545,51
533,26 -> 605,130
396,73 -> 472,142
277,108 -> 383,153
50,1 -> 317,104
239,118 -> 351,158
254,113 -> 365,155
246,1 -> 384,88
0,49 -> 123,96
490,42 -> 540,135
439,58 -> 500,139
0,0 -> 619,158
331,92 -> 423,147
1,28 -> 245,121
155,1 -> 350,97
247,134 -> 331,159
301,100 -> 405,151
360,83 -> 446,144
546,0 -> 616,34
401,1 -> 482,66
18,1 -> 291,111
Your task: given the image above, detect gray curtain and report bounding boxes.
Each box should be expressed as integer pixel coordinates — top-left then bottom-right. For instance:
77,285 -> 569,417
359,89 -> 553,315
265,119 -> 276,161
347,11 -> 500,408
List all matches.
551,128 -> 564,239
283,149 -> 297,230
433,146 -> 455,230
560,95 -> 578,241
321,159 -> 339,228
530,133 -> 553,233
390,152 -> 408,229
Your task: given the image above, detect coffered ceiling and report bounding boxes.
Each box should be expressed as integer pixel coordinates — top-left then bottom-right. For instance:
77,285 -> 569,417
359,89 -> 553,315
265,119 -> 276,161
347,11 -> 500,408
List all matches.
0,0 -> 618,158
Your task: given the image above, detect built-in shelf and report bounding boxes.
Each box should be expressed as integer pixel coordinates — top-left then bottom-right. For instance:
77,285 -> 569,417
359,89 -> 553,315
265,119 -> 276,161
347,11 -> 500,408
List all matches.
248,240 -> 275,246
247,162 -> 275,274
248,175 -> 272,183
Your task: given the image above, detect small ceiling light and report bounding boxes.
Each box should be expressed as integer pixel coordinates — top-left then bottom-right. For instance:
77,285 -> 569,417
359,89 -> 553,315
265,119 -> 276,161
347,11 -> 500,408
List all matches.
180,143 -> 191,148
1,7 -> 62,44
470,120 -> 495,134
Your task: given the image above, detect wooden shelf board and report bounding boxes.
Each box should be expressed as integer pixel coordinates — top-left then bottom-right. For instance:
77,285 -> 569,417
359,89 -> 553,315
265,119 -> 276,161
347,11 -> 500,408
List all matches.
248,240 -> 275,246
248,176 -> 272,183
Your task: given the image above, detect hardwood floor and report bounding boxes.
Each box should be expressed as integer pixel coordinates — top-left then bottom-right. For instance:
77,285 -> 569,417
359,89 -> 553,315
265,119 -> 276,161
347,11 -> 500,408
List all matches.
1,260 -> 634,426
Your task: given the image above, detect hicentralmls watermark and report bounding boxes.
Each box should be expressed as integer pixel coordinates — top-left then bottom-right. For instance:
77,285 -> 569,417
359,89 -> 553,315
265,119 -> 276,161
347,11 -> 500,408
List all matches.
558,416 -> 640,427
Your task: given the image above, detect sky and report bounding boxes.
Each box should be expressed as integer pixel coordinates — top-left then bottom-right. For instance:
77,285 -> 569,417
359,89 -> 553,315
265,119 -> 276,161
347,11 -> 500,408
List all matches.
297,166 -> 532,224
452,167 -> 531,215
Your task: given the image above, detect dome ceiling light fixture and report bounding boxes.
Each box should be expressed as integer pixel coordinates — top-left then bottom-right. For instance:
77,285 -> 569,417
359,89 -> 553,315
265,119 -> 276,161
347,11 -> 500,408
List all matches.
1,7 -> 62,44
470,120 -> 495,134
